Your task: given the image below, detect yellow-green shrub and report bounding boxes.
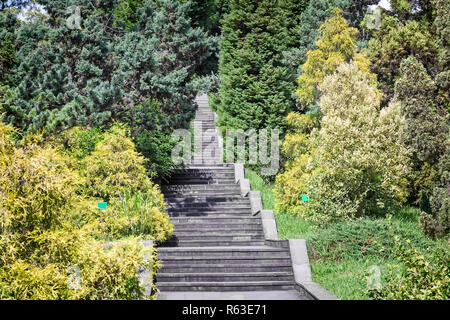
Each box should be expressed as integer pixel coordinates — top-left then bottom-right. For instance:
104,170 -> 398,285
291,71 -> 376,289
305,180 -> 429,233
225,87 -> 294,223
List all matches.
0,123 -> 160,299
276,63 -> 411,224
0,130 -> 78,235
80,124 -> 154,200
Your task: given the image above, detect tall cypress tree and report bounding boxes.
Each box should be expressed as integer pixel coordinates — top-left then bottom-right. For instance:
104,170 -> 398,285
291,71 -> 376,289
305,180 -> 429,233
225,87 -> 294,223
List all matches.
217,0 -> 303,133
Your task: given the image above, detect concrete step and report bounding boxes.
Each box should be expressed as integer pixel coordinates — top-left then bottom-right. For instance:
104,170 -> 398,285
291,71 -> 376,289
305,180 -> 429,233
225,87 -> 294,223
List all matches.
170,173 -> 235,179
157,247 -> 290,258
159,263 -> 293,273
160,239 -> 266,247
167,206 -> 252,213
156,272 -> 293,282
162,184 -> 240,191
164,191 -> 241,197
166,201 -> 250,208
168,178 -> 235,185
156,281 -> 295,292
172,231 -> 263,237
173,224 -> 263,232
167,213 -> 253,218
165,195 -> 247,203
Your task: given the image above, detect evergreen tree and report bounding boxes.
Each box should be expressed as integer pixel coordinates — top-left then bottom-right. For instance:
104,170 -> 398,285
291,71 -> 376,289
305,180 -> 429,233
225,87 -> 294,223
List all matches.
0,0 -> 31,10
0,0 -> 215,179
217,0 -> 298,132
286,0 -> 377,70
432,0 -> 450,110
296,8 -> 373,112
0,34 -> 15,83
394,56 -> 448,209
293,0 -> 334,67
276,62 -> 410,224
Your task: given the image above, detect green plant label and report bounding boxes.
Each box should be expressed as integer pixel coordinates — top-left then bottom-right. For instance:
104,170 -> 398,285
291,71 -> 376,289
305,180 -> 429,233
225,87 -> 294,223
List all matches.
301,194 -> 309,202
97,202 -> 107,210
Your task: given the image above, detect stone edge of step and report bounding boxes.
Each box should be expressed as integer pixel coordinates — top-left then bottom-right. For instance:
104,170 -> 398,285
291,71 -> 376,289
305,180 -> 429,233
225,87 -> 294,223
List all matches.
235,163 -> 339,301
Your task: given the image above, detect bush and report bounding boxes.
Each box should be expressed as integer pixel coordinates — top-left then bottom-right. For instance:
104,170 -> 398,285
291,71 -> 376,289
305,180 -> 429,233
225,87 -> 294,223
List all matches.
368,231 -> 449,300
276,62 -> 411,225
56,126 -> 104,161
0,129 -> 78,235
134,129 -> 176,182
0,122 -> 163,299
85,192 -> 172,243
428,135 -> 450,237
0,231 -> 157,300
80,124 -> 155,200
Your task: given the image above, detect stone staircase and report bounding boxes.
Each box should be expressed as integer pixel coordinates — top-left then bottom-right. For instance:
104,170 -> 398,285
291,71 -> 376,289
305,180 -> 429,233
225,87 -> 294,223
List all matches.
156,95 -> 304,299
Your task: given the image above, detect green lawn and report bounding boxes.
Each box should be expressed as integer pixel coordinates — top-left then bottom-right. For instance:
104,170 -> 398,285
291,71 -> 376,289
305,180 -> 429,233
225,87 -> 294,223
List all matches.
246,169 -> 447,300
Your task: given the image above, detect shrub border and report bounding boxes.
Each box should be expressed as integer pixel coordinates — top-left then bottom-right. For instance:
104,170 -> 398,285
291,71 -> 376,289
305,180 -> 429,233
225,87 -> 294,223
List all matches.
235,164 -> 339,300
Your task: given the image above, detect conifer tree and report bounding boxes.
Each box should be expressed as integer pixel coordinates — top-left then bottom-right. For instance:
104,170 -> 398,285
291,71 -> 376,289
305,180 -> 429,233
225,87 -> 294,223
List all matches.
296,9 -> 373,112
217,0 -> 301,132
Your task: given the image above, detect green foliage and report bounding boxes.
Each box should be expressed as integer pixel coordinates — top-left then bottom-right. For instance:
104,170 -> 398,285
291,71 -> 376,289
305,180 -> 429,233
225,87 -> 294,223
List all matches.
395,56 -> 446,163
433,0 -> 450,110
394,56 -> 448,219
296,9 -> 373,111
428,135 -> 450,237
274,112 -> 319,216
0,130 -> 79,235
112,0 -> 144,30
368,229 -> 449,300
292,0 -> 334,67
106,191 -> 172,243
80,124 -> 154,201
56,126 -> 104,161
278,62 -> 410,224
134,129 -> 176,182
0,0 -> 215,176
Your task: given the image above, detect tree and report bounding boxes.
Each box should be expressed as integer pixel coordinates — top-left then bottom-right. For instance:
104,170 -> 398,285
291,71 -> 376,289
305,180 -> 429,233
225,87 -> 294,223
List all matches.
290,0 -> 334,68
0,0 -> 215,179
0,0 -> 32,11
296,8 -> 373,112
367,11 -> 438,106
277,62 -> 410,224
395,56 -> 446,164
217,0 -> 299,132
432,0 -> 450,110
0,34 -> 15,82
395,56 -> 448,223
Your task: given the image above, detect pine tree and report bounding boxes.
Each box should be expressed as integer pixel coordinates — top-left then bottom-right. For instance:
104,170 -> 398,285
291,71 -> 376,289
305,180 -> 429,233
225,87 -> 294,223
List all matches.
1,0 -> 214,133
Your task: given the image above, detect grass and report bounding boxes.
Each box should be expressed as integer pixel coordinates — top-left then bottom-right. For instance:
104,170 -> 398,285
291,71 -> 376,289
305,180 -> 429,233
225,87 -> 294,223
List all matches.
246,168 -> 447,300
246,169 -> 276,210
